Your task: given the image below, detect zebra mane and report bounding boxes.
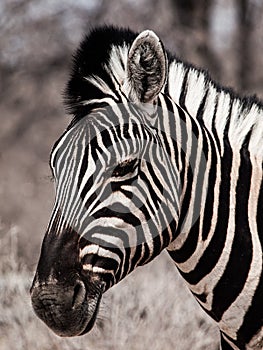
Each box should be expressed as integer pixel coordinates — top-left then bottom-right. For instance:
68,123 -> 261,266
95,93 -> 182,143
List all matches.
65,25 -> 263,156
64,25 -> 137,117
166,60 -> 263,157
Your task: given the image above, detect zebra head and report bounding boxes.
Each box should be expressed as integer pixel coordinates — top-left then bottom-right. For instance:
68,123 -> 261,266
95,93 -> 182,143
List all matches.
31,27 -> 181,337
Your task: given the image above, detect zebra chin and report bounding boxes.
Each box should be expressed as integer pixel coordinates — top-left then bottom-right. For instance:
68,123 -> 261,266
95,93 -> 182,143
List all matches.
30,278 -> 104,337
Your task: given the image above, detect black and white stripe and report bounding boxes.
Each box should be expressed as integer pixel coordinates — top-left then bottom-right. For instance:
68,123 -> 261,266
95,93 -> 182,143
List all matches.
31,26 -> 263,349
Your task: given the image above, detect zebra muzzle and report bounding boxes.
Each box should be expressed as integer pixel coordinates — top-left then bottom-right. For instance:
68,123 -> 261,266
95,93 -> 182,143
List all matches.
30,277 -> 104,337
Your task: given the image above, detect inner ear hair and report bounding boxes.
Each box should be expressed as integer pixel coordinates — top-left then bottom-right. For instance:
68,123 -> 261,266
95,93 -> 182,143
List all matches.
125,30 -> 167,104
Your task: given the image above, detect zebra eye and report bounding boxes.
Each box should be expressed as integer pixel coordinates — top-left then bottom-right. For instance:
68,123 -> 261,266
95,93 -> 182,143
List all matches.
112,158 -> 138,177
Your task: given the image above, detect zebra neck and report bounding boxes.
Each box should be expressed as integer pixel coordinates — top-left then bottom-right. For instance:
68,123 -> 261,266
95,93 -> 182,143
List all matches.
165,60 -> 263,255
167,60 -> 263,159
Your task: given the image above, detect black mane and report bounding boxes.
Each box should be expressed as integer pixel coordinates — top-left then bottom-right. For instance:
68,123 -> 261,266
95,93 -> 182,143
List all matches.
65,26 -> 137,119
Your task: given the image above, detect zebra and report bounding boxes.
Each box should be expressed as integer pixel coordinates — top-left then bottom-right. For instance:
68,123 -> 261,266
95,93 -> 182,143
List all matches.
30,26 -> 263,350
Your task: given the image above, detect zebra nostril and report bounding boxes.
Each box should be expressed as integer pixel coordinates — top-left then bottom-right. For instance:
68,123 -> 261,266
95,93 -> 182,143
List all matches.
72,281 -> 86,309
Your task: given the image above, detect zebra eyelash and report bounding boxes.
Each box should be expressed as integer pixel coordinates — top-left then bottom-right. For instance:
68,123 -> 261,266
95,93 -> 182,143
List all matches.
112,158 -> 138,177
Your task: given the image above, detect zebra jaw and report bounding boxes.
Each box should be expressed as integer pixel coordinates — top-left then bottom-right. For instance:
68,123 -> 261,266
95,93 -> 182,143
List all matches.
30,275 -> 105,337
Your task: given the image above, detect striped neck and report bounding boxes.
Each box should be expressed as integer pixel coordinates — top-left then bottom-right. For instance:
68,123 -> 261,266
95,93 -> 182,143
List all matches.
166,60 -> 263,159
163,60 -> 263,267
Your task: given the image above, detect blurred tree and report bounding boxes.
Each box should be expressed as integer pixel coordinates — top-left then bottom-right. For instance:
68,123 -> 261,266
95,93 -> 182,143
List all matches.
236,0 -> 251,91
236,0 -> 257,93
170,0 -> 221,80
172,0 -> 211,29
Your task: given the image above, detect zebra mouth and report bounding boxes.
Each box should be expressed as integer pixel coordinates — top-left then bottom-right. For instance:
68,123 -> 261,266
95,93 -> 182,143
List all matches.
30,278 -> 104,337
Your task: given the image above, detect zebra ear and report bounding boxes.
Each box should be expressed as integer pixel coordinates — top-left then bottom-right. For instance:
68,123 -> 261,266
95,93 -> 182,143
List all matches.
124,30 -> 167,104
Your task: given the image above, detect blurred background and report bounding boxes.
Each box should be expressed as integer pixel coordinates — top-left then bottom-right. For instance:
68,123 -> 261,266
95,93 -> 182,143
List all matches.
0,1 -> 262,349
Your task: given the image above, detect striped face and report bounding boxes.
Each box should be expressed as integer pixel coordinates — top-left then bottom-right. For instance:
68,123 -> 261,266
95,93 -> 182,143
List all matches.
31,103 -> 178,336
48,104 -> 178,284
30,29 -> 176,337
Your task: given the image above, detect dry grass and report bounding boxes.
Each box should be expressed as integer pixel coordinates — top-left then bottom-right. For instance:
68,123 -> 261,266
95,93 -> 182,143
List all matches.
0,225 -> 219,350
